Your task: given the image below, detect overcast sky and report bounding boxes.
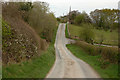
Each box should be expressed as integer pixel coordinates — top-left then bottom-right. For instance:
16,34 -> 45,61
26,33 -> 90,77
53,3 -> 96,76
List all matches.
5,0 -> 120,17
31,0 -> 119,17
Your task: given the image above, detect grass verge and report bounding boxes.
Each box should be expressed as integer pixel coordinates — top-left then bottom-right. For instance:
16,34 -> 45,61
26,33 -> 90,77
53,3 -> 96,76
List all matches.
2,25 -> 58,78
65,23 -> 69,38
66,44 -> 119,78
3,44 -> 55,78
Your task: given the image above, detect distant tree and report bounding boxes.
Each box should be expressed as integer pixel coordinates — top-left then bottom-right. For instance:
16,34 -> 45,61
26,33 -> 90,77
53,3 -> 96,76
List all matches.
74,14 -> 85,25
56,17 -> 60,22
74,11 -> 91,25
68,10 -> 80,24
57,15 -> 67,23
82,11 -> 92,23
90,9 -> 119,31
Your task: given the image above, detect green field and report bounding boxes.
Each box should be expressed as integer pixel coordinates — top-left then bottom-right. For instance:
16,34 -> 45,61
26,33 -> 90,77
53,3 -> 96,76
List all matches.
68,24 -> 118,46
66,44 -> 119,78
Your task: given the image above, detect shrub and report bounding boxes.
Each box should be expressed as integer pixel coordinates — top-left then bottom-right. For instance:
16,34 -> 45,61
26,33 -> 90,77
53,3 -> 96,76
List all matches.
101,47 -> 118,63
75,41 -> 98,55
75,41 -> 118,63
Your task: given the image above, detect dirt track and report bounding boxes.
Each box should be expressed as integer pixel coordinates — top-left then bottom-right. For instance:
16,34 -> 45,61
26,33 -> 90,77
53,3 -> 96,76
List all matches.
46,23 -> 100,78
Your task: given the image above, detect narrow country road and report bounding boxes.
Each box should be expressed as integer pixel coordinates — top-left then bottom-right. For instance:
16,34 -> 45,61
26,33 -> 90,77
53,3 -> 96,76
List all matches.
46,23 -> 100,78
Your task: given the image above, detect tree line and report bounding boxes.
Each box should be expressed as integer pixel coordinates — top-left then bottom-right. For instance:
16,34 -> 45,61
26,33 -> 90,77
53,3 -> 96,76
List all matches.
90,9 -> 118,31
58,9 -> 119,31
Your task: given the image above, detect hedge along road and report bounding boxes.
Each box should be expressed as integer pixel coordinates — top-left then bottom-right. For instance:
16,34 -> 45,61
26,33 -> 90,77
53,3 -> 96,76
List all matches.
46,23 -> 100,78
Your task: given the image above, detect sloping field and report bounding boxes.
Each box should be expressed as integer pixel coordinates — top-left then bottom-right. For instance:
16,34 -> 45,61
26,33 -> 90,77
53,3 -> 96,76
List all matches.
68,24 -> 118,46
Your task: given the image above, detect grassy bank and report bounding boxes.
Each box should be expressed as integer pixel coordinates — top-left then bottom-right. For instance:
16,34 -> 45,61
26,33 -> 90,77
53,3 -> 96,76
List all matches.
66,44 -> 119,78
68,24 -> 118,46
2,25 -> 58,78
2,2 -> 58,78
3,44 -> 55,78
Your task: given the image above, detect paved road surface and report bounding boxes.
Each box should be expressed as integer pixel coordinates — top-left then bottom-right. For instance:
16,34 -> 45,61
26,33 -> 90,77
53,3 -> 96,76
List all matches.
46,23 -> 100,78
